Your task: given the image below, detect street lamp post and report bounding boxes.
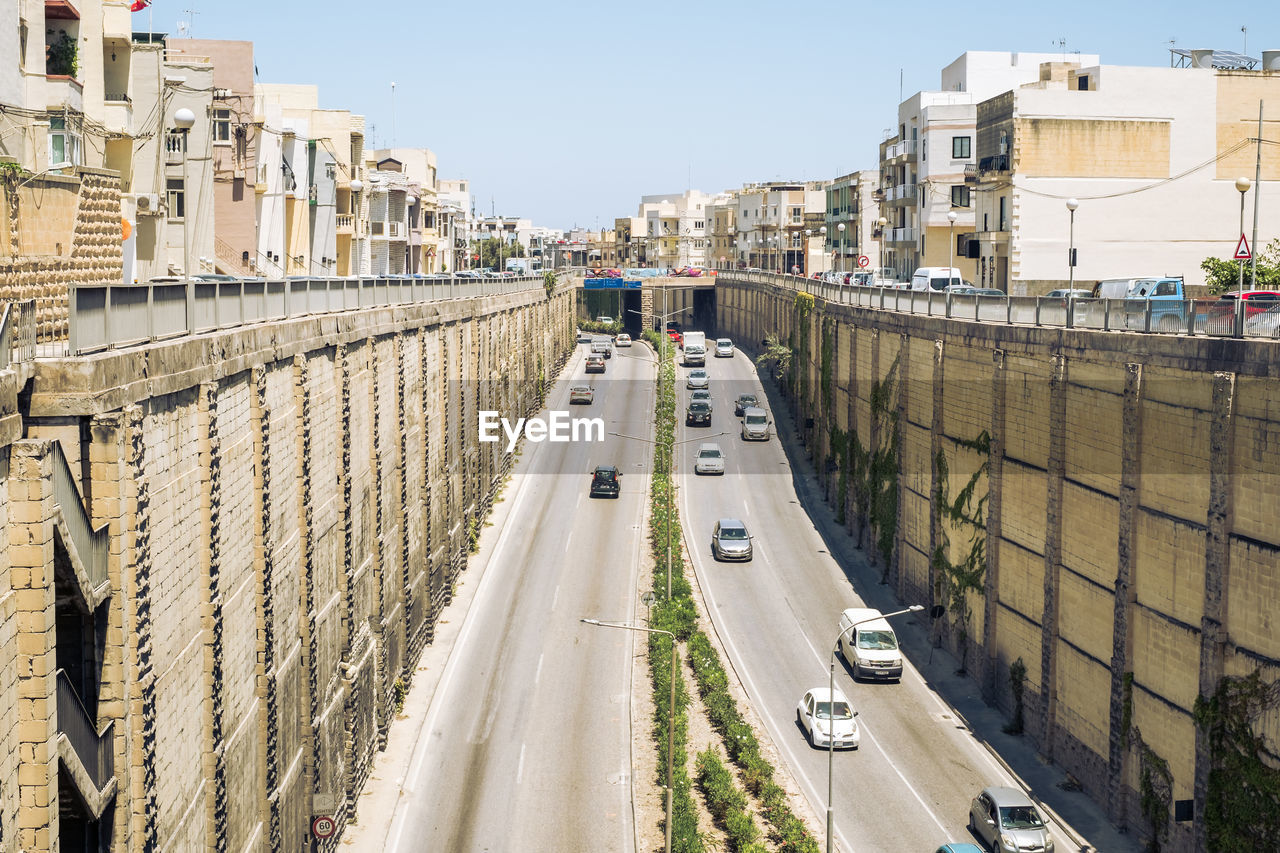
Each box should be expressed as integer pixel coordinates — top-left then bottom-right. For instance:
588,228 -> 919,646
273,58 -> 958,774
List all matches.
876,217 -> 888,282
1236,176 -> 1252,294
804,229 -> 812,277
837,222 -> 846,274
947,210 -> 958,285
825,604 -> 923,853
582,619 -> 678,853
1065,198 -> 1079,292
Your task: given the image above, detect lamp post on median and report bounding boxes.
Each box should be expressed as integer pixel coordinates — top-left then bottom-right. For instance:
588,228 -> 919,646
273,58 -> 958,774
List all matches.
1065,198 -> 1079,292
826,604 -> 924,853
1236,176 -> 1252,295
582,619 -> 678,853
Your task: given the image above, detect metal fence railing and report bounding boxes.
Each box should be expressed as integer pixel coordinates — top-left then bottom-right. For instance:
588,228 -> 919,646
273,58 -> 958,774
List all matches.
67,274 -> 547,356
48,440 -> 110,594
0,300 -> 37,368
717,271 -> 1280,340
56,669 -> 115,792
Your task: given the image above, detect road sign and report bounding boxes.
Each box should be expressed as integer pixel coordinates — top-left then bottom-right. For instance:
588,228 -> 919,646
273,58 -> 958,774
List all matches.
311,816 -> 336,839
857,255 -> 870,268
1234,234 -> 1252,261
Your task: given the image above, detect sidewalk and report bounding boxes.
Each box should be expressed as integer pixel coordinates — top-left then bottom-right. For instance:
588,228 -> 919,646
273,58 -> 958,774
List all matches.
760,377 -> 1140,853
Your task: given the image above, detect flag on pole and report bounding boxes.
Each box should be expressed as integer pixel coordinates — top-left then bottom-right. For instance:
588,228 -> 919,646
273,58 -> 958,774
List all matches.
130,0 -> 152,11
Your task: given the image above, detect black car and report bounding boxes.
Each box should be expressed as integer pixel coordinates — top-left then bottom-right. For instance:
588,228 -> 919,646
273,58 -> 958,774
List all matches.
590,465 -> 621,498
734,394 -> 759,416
686,400 -> 712,427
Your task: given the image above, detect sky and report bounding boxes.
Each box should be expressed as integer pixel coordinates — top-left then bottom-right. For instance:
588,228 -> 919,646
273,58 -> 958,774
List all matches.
153,0 -> 1279,230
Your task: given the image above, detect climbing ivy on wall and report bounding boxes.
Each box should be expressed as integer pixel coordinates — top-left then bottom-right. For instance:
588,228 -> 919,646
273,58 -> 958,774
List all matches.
793,293 -> 814,405
1120,672 -> 1174,852
1193,672 -> 1280,852
839,355 -> 900,572
931,431 -> 991,673
820,319 -> 834,418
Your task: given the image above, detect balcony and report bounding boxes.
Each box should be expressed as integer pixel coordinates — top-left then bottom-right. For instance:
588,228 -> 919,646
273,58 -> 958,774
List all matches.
885,183 -> 918,204
978,154 -> 1010,175
102,1 -> 131,38
886,227 -> 918,245
336,214 -> 354,235
165,132 -> 185,164
45,0 -> 81,19
45,75 -> 84,114
103,95 -> 131,134
883,139 -> 918,163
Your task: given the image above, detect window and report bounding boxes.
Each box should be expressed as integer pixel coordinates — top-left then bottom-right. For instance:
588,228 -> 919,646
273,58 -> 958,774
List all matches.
213,107 -> 231,143
998,197 -> 1008,231
952,136 -> 971,159
922,138 -> 926,161
1077,75 -> 1089,91
325,162 -> 336,180
951,186 -> 971,208
19,21 -> 27,69
694,220 -> 704,229
166,178 -> 185,219
48,116 -> 82,166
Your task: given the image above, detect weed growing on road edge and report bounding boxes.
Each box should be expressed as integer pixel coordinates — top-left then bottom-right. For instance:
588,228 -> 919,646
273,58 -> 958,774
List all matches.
392,677 -> 407,714
1005,657 -> 1026,735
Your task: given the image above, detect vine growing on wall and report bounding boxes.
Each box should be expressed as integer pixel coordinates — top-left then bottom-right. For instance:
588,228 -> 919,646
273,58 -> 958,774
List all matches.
1005,657 -> 1027,735
1133,729 -> 1173,853
754,332 -> 793,379
1193,671 -> 1280,852
542,270 -> 558,298
843,355 -> 900,572
931,431 -> 991,674
793,293 -> 814,406
819,319 -> 834,418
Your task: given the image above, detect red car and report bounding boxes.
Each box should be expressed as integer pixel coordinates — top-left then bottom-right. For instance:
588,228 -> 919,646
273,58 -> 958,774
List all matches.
1200,290 -> 1280,334
666,329 -> 682,346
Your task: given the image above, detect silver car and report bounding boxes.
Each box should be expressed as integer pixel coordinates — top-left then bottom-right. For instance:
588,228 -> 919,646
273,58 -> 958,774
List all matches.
968,787 -> 1054,853
694,443 -> 725,475
686,369 -> 709,390
714,338 -> 734,357
711,518 -> 752,561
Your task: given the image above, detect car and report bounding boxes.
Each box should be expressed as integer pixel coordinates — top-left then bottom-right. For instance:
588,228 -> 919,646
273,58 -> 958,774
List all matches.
615,333 -> 632,347
796,687 -> 859,749
577,330 -> 593,343
968,787 -> 1054,853
969,288 -> 1007,297
1245,302 -> 1280,337
1045,288 -> 1092,301
740,406 -> 771,441
585,354 -> 606,373
686,370 -> 709,390
589,465 -> 621,498
569,385 -> 594,405
838,608 -> 904,681
685,400 -> 712,427
690,388 -> 712,408
711,518 -> 753,561
714,338 -> 734,357
945,284 -> 977,294
1202,290 -> 1280,334
667,329 -> 683,346
591,339 -> 613,359
934,845 -> 985,853
694,442 -> 725,475
596,315 -> 614,323
733,393 -> 759,417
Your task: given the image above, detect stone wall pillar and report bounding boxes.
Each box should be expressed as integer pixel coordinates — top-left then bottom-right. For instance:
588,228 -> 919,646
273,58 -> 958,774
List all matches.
8,442 -> 57,853
928,339 -> 945,616
982,350 -> 1007,701
1039,354 -> 1068,759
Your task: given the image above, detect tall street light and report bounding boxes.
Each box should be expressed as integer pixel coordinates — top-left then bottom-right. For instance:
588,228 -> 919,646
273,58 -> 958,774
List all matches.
947,209 -> 958,285
1235,176 -> 1252,294
582,618 -> 678,853
1065,198 -> 1079,292
876,217 -> 888,282
826,604 -> 923,853
837,222 -> 846,274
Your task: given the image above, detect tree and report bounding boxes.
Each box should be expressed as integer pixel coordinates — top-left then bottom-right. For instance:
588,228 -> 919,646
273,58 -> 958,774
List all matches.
1200,238 -> 1280,295
478,237 -> 525,271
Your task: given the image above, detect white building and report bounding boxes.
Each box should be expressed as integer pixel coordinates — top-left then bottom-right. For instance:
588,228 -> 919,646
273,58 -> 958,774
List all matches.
733,182 -> 827,273
636,190 -> 712,269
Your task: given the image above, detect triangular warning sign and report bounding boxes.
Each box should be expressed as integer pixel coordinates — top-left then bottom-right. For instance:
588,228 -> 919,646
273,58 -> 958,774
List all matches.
1234,234 -> 1252,261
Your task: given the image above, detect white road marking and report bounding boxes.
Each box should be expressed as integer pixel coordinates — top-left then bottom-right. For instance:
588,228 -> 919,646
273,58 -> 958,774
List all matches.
535,653 -> 544,686
517,743 -> 527,784
552,585 -> 560,611
565,532 -> 573,553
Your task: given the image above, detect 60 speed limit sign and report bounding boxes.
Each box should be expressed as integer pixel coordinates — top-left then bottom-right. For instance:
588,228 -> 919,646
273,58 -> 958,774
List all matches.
311,815 -> 336,839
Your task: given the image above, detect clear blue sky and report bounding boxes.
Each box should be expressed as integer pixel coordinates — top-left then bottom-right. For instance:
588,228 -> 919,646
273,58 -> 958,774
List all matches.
155,0 -> 1277,230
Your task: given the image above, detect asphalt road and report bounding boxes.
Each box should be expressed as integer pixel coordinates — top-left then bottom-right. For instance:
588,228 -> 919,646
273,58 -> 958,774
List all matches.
383,337 -> 654,853
675,344 -> 1078,853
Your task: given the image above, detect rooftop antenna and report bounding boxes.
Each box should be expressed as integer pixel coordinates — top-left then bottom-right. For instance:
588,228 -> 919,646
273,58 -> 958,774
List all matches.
390,82 -> 397,149
1241,26 -> 1247,56
1055,38 -> 1067,61
183,6 -> 199,37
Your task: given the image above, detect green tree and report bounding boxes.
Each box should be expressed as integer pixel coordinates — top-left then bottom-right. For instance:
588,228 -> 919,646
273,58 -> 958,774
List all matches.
1200,238 -> 1280,295
478,237 -> 525,270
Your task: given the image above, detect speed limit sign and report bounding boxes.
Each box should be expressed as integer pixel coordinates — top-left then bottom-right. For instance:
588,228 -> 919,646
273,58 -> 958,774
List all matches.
857,255 -> 870,268
311,815 -> 336,839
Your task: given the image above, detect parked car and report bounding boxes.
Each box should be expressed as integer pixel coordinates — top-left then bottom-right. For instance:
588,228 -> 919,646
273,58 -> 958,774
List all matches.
569,385 -> 594,405
740,406 -> 771,441
1045,288 -> 1092,302
595,315 -> 614,323
686,370 -> 709,390
910,267 -> 964,292
734,393 -> 759,417
945,284 -> 976,294
694,443 -> 725,475
685,400 -> 712,427
968,787 -> 1054,853
589,465 -> 621,498
1245,302 -> 1280,337
714,338 -> 734,357
585,354 -> 606,373
969,288 -> 1007,297
615,333 -> 632,347
1201,290 -> 1280,334
711,518 -> 753,561
796,687 -> 859,749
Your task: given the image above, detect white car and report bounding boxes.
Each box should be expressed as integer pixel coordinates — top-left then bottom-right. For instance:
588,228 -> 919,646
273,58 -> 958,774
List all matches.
714,338 -> 734,357
615,333 -> 632,347
686,369 -> 709,390
796,687 -> 859,749
694,443 -> 725,475
569,385 -> 594,405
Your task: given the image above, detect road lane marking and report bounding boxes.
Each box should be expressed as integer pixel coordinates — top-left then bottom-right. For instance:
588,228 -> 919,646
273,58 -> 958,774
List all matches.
535,653 -> 544,685
565,532 -> 573,553
552,585 -> 560,611
517,743 -> 527,784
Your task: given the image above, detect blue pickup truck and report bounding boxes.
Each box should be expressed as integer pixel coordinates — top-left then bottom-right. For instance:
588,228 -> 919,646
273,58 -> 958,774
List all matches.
1096,277 -> 1188,331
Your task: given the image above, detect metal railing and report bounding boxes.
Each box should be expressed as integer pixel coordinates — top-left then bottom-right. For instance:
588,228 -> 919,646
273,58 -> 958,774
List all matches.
979,154 -> 1010,174
68,274 -> 548,355
49,440 -> 110,592
717,271 -> 1280,339
56,670 -> 115,792
0,300 -> 36,368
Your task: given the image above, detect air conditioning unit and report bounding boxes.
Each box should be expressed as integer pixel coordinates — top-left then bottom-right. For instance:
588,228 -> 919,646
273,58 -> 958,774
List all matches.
135,193 -> 161,214
232,167 -> 245,181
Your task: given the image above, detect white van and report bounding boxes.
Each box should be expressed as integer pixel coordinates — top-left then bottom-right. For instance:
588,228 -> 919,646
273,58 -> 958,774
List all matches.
838,608 -> 904,681
910,267 -> 963,292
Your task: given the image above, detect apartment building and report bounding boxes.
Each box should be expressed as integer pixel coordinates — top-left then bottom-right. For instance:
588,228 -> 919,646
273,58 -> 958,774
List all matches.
972,54 -> 1280,294
439,178 -> 475,271
878,51 -> 1098,283
734,182 -> 827,273
824,171 -> 881,273
704,193 -> 737,270
636,190 -> 711,269
376,148 -> 443,274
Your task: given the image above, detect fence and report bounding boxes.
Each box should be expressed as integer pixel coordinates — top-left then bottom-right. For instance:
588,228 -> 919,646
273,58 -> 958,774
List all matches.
56,669 -> 115,791
720,271 -> 1280,339
68,274 -> 547,356
49,439 -> 110,594
0,300 -> 37,369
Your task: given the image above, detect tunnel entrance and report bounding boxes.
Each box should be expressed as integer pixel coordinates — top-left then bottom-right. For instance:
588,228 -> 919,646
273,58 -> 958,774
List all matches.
692,288 -> 716,336
621,290 -> 642,335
